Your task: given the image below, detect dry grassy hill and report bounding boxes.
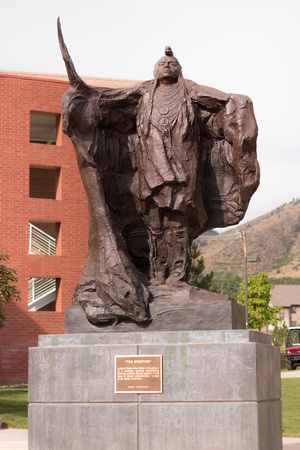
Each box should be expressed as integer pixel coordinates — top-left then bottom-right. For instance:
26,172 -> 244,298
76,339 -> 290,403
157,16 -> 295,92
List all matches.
197,199 -> 300,279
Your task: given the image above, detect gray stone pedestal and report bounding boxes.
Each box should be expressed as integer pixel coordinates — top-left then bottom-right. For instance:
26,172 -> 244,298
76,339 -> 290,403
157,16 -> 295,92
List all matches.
28,330 -> 282,450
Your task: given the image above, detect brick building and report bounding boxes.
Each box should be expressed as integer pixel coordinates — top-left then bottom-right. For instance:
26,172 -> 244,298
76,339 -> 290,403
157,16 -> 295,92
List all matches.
0,71 -> 138,381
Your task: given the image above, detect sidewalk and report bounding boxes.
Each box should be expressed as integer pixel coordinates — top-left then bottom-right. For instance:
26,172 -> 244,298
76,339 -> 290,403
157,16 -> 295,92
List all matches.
0,429 -> 27,450
281,370 -> 300,378
0,430 -> 299,449
282,437 -> 300,449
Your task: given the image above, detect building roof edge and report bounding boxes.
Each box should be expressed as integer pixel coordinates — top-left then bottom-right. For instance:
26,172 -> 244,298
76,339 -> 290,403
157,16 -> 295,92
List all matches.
0,70 -> 141,88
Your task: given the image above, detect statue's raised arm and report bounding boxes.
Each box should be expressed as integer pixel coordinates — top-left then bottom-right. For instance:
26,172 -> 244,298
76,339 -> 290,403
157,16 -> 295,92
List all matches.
57,18 -> 90,91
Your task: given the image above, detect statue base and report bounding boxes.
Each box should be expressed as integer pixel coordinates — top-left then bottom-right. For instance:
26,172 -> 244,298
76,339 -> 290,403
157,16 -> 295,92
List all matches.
66,285 -> 246,333
28,330 -> 282,449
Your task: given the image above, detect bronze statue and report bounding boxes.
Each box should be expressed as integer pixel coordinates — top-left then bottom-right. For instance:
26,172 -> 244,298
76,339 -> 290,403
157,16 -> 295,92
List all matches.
58,19 -> 259,325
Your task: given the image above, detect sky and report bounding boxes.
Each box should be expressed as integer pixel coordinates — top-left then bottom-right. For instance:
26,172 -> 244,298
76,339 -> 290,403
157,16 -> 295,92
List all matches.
1,0 -> 299,229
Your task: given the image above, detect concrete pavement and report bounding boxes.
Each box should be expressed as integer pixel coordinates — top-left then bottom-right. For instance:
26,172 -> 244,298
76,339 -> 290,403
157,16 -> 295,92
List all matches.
281,370 -> 300,378
0,429 -> 27,450
282,437 -> 300,449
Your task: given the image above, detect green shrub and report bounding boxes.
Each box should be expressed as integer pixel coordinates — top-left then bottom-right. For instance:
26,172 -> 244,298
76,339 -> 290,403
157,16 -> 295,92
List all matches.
272,323 -> 289,347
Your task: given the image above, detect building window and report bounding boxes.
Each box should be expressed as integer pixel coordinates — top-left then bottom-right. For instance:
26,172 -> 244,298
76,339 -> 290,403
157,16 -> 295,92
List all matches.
28,277 -> 60,311
279,312 -> 284,321
29,222 -> 60,255
291,305 -> 297,314
30,112 -> 60,145
29,166 -> 60,199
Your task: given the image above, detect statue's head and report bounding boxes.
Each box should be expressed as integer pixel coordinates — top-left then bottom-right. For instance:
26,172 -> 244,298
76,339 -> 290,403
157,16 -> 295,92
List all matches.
153,46 -> 182,84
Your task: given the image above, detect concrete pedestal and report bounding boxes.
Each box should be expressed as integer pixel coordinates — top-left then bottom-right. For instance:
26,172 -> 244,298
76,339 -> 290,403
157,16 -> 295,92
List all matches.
28,330 -> 282,450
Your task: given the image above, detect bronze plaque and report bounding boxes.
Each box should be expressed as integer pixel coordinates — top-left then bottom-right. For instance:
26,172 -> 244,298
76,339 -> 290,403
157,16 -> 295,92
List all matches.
115,355 -> 163,394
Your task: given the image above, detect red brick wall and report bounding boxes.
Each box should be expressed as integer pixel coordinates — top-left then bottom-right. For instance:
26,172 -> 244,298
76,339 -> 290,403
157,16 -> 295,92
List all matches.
0,74 -> 89,381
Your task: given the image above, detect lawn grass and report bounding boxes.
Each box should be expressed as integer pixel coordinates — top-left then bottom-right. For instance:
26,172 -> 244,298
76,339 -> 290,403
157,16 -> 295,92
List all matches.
0,389 -> 28,429
281,378 -> 300,437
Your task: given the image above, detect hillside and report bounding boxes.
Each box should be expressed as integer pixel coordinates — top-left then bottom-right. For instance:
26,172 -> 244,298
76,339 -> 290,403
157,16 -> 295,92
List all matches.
197,199 -> 300,280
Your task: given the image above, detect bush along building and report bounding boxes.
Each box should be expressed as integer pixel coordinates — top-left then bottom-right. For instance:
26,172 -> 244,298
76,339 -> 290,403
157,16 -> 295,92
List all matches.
0,71 -> 139,381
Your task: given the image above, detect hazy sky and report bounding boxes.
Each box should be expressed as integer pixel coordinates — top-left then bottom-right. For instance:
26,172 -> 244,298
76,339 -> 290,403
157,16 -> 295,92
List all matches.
2,0 -> 299,228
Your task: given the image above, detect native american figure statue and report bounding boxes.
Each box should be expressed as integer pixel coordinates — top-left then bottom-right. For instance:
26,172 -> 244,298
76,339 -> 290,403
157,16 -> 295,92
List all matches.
58,19 -> 259,325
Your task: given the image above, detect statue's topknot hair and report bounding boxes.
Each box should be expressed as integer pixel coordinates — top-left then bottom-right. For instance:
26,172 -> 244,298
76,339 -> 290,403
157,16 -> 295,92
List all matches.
165,46 -> 173,57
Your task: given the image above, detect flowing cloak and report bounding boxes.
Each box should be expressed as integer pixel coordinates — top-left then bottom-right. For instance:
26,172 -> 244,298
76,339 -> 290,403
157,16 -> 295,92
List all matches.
61,77 -> 259,323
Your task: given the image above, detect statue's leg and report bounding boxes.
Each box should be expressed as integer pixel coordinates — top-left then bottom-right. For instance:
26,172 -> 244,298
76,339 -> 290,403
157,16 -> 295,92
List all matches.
165,211 -> 191,285
149,229 -> 168,284
144,203 -> 191,285
144,203 -> 171,285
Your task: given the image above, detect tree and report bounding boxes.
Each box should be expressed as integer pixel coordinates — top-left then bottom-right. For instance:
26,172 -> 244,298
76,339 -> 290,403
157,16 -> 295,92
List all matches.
237,272 -> 281,331
272,322 -> 289,347
188,243 -> 214,290
0,255 -> 21,329
211,274 -> 243,299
